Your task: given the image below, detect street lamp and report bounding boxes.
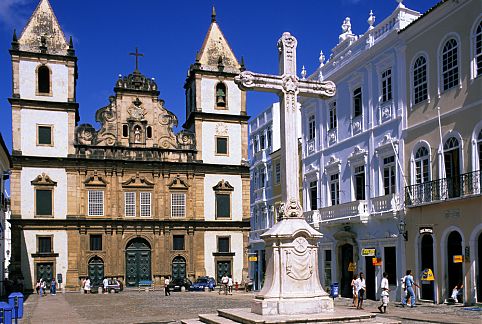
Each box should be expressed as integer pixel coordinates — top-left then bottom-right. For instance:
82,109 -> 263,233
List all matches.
398,219 -> 408,241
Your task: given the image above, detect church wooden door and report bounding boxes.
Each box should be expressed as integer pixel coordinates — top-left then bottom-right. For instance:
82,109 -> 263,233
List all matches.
216,261 -> 231,284
88,257 -> 104,289
172,256 -> 186,280
125,238 -> 151,287
36,262 -> 53,285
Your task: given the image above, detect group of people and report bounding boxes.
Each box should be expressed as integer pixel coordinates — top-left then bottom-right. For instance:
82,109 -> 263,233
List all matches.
351,272 -> 390,313
35,278 -> 57,296
219,273 -> 233,295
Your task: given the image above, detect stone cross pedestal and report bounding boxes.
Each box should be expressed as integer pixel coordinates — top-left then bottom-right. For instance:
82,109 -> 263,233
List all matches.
235,32 -> 336,316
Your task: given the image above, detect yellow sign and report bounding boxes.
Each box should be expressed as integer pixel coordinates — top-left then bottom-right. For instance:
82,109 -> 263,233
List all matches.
248,256 -> 258,262
348,262 -> 356,272
453,255 -> 463,263
421,268 -> 435,281
362,248 -> 376,257
372,258 -> 382,266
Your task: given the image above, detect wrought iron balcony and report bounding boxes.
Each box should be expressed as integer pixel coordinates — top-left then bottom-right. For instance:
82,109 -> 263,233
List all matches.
405,170 -> 481,206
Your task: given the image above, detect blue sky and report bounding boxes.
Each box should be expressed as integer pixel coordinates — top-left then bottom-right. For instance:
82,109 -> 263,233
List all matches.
0,0 -> 438,151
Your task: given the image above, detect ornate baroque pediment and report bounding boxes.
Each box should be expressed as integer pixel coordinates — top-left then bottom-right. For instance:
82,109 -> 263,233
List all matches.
212,179 -> 234,191
168,175 -> 189,190
84,171 -> 108,187
375,133 -> 398,157
325,155 -> 342,174
31,173 -> 57,186
122,173 -> 154,188
347,146 -> 367,166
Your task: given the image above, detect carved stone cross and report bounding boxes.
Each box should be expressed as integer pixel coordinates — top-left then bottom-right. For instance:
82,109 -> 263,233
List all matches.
235,32 -> 335,218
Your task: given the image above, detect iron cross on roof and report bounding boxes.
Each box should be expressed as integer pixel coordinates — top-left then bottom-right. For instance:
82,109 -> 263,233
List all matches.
129,47 -> 144,71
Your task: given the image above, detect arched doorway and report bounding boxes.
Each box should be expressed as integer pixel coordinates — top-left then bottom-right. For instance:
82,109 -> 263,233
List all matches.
446,231 -> 463,298
340,243 -> 354,298
477,233 -> 482,302
420,234 -> 435,301
88,256 -> 104,290
172,256 -> 186,280
443,137 -> 461,198
126,238 -> 151,287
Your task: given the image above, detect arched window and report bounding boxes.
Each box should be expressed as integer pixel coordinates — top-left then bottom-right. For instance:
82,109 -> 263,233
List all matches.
441,39 -> 459,91
474,20 -> 482,78
413,56 -> 428,104
444,136 -> 461,198
146,126 -> 152,139
37,65 -> 50,94
215,83 -> 227,109
414,146 -> 430,184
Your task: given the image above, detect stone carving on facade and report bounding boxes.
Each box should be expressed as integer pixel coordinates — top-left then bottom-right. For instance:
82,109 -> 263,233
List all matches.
327,128 -> 337,145
76,124 -> 97,145
215,123 -> 228,136
168,175 -> 190,190
286,236 -> 313,281
31,173 -> 57,186
348,145 -> 368,165
352,117 -> 362,135
115,71 -> 158,92
84,171 -> 108,187
375,133 -> 398,156
122,173 -> 154,188
381,104 -> 392,122
128,98 -> 146,121
325,155 -> 341,174
212,179 -> 234,191
281,198 -> 303,219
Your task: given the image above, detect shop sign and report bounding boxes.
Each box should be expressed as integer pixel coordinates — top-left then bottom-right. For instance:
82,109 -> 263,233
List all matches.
372,258 -> 382,266
248,256 -> 258,262
348,262 -> 356,272
453,255 -> 463,263
419,227 -> 433,234
421,268 -> 435,281
361,248 -> 376,257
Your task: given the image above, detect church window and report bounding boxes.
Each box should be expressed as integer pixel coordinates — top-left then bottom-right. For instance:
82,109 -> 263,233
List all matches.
124,192 -> 136,217
474,20 -> 482,78
37,236 -> 52,254
122,125 -> 129,137
441,38 -> 459,91
37,65 -> 51,94
146,126 -> 152,139
381,69 -> 392,103
329,102 -> 337,130
215,83 -> 227,109
308,115 -> 316,140
35,189 -> 53,216
413,56 -> 428,104
216,136 -> 228,155
37,125 -> 52,146
353,87 -> 362,117
215,193 -> 230,218
217,236 -> 230,253
88,190 -> 104,216
173,235 -> 185,250
171,193 -> 186,218
140,192 -> 151,217
89,235 -> 102,251
323,250 -> 332,288
354,165 -> 366,200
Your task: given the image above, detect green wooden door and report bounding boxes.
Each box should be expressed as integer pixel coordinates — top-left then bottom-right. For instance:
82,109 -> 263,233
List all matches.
88,257 -> 104,289
172,256 -> 186,280
216,261 -> 231,283
36,262 -> 53,285
125,239 -> 151,287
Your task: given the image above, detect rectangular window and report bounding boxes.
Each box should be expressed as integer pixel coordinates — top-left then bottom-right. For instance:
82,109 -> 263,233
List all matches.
260,168 -> 266,188
381,69 -> 392,103
122,125 -> 129,137
38,125 -> 52,145
383,156 -> 396,195
125,192 -> 136,217
88,190 -> 104,216
218,237 -> 230,253
38,236 -> 52,253
171,193 -> 186,218
267,129 -> 272,148
309,181 -> 318,211
216,137 -> 228,155
260,134 -> 265,150
275,162 -> 281,184
329,102 -> 337,129
415,159 -> 430,184
173,235 -> 185,250
330,173 -> 340,206
36,189 -> 53,216
324,250 -> 332,289
253,138 -> 258,154
308,115 -> 316,140
353,87 -> 362,117
215,193 -> 230,218
90,234 -> 102,251
354,165 -> 366,200
140,192 -> 151,217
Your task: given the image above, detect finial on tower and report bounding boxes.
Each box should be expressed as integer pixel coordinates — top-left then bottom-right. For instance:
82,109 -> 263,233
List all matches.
396,0 -> 405,8
240,56 -> 246,72
319,50 -> 325,68
301,66 -> 307,80
68,35 -> 75,56
367,10 -> 375,30
11,29 -> 19,50
211,5 -> 216,22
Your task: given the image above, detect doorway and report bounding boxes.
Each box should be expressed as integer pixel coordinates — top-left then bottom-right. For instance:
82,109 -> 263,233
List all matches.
125,238 -> 152,287
172,256 -> 186,280
88,256 -> 104,290
365,256 -> 376,300
420,234 -> 435,301
446,231 -> 463,299
216,260 -> 231,284
340,243 -> 354,297
36,262 -> 53,287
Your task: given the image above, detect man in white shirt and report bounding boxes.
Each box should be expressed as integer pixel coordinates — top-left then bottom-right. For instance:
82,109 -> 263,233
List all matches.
378,272 -> 390,313
356,272 -> 366,310
102,277 -> 109,294
164,276 -> 171,296
220,274 -> 229,295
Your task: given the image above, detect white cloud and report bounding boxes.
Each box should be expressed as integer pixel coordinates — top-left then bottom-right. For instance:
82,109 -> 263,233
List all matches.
0,0 -> 30,30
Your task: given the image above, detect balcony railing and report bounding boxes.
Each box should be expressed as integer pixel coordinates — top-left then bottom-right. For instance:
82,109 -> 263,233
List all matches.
371,194 -> 398,214
405,170 -> 481,206
316,200 -> 369,224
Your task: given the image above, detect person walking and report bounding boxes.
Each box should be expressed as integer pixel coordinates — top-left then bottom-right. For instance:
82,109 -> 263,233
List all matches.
401,270 -> 419,308
227,275 -> 233,295
50,278 -> 57,295
39,279 -> 44,297
220,273 -> 229,295
356,272 -> 366,310
102,277 -> 109,294
84,278 -> 91,294
351,274 -> 358,307
164,276 -> 171,296
378,272 -> 390,313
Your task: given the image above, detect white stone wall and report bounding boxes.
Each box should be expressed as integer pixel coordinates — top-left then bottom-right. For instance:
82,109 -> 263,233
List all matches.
204,174 -> 243,221
19,61 -> 69,102
201,79 -> 241,115
22,230 -> 68,289
202,122 -> 241,165
20,167 -> 67,219
20,109 -> 69,157
204,231 -> 244,283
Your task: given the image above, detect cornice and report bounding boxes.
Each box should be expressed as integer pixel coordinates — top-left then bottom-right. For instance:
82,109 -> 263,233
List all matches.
183,111 -> 250,128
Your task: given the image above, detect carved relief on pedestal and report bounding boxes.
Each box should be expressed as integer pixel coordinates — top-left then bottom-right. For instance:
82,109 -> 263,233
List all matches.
286,236 -> 313,281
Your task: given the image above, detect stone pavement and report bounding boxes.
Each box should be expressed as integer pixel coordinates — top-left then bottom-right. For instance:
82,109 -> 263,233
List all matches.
18,291 -> 482,324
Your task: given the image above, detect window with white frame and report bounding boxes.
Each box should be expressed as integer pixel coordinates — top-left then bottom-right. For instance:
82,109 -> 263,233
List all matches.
353,87 -> 362,117
260,133 -> 265,150
323,250 -> 332,289
354,165 -> 365,200
140,192 -> 151,217
381,69 -> 392,103
309,181 -> 318,211
125,192 -> 136,217
475,21 -> 482,78
442,38 -> 459,91
415,146 -> 430,184
383,156 -> 396,195
308,115 -> 316,140
260,167 -> 266,188
267,128 -> 272,148
171,193 -> 186,217
275,162 -> 281,184
88,190 -> 104,216
329,173 -> 340,206
329,102 -> 337,130
413,56 -> 428,104
253,137 -> 258,154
